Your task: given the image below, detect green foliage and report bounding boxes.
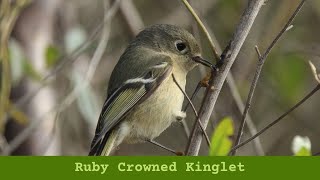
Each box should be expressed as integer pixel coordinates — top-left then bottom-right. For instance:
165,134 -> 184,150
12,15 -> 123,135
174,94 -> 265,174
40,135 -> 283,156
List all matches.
294,147 -> 311,156
267,53 -> 307,104
209,117 -> 234,156
23,60 -> 42,82
45,45 -> 60,68
9,38 -> 43,82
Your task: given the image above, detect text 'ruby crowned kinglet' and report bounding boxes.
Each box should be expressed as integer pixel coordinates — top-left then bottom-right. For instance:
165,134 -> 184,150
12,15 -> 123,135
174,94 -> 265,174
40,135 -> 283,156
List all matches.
89,24 -> 212,156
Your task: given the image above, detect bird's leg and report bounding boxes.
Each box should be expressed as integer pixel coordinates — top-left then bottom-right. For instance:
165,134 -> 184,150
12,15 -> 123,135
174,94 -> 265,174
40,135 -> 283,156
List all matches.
146,139 -> 183,156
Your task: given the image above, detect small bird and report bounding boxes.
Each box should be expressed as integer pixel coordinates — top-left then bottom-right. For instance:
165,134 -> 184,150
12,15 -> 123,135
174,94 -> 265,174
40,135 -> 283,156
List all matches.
89,24 -> 212,156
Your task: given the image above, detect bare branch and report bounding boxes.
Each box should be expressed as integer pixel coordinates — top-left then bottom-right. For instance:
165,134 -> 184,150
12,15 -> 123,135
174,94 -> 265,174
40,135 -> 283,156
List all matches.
185,0 -> 265,156
181,0 -> 220,61
254,45 -> 262,57
232,0 -> 306,155
172,75 -> 211,146
309,61 -> 320,83
182,83 -> 202,138
147,140 -> 179,155
184,7 -> 265,154
230,84 -> 320,153
313,151 -> 320,156
226,73 -> 264,155
0,0 -> 30,131
204,21 -> 265,155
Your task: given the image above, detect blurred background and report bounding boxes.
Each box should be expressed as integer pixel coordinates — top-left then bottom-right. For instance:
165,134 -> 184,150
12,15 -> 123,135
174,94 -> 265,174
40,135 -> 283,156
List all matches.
0,0 -> 319,155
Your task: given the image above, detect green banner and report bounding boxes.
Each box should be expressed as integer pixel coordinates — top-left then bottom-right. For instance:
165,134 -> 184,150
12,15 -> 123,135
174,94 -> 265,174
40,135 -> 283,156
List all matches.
0,157 -> 318,179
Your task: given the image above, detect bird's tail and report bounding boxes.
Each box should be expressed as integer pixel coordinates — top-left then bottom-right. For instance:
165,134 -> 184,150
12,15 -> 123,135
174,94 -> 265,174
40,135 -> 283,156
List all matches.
89,129 -> 119,156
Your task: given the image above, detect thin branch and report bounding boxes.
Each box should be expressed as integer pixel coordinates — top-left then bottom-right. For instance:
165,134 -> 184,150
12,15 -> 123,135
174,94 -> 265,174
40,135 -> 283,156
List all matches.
0,0 -> 30,132
182,83 -> 202,138
203,20 -> 264,155
185,0 -> 265,156
172,74 -> 211,146
226,73 -> 264,155
181,0 -> 220,61
147,140 -> 179,155
254,45 -> 262,57
230,84 -> 320,153
182,4 -> 264,154
309,61 -> 320,84
313,151 -> 320,156
232,0 -> 306,155
180,120 -> 191,138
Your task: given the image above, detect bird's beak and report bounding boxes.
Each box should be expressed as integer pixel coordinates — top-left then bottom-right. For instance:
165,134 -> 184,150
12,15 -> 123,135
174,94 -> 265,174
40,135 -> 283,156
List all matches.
192,56 -> 213,68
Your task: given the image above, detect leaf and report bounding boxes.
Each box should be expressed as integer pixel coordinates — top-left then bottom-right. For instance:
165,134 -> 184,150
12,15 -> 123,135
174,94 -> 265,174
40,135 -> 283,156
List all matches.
266,53 -> 307,104
45,45 -> 60,68
291,135 -> 311,156
209,117 -> 234,156
295,147 -> 311,156
23,60 -> 42,82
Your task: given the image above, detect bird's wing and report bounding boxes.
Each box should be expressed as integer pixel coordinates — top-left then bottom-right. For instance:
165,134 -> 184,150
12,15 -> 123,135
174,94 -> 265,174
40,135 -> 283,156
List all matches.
89,61 -> 172,155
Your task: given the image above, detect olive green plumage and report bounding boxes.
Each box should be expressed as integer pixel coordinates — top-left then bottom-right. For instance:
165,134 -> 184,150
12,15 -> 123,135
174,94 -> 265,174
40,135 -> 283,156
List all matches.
89,24 -> 209,156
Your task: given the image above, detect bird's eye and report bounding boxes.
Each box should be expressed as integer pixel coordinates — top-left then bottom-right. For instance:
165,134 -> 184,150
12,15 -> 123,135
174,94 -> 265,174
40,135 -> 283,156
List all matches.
176,43 -> 186,51
175,40 -> 188,54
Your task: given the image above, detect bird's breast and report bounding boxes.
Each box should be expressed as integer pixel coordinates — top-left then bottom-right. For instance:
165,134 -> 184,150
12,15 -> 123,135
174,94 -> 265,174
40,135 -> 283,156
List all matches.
123,72 -> 186,143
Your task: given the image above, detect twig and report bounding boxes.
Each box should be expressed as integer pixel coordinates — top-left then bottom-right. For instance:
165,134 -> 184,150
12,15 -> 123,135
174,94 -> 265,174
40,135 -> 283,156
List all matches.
202,19 -> 265,155
147,140 -> 179,155
185,0 -> 265,156
172,75 -> 211,146
182,3 -> 265,154
313,151 -> 320,156
0,0 -> 30,132
181,0 -> 220,61
232,0 -> 306,155
230,84 -> 320,153
226,73 -> 265,155
182,83 -> 202,138
308,61 -> 320,84
185,0 -> 264,156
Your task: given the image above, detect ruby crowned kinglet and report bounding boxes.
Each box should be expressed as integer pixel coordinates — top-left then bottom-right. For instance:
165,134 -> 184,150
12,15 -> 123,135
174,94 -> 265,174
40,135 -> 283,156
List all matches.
89,24 -> 212,156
